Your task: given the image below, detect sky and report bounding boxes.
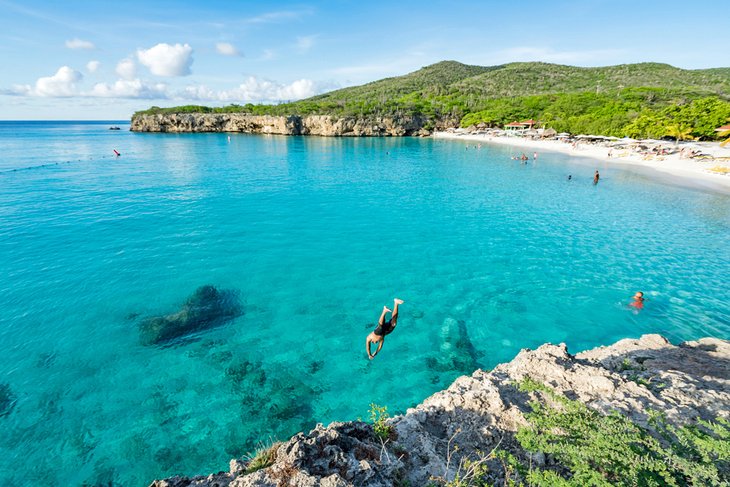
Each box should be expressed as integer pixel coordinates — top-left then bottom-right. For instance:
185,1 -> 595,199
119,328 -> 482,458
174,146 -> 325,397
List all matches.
0,0 -> 727,120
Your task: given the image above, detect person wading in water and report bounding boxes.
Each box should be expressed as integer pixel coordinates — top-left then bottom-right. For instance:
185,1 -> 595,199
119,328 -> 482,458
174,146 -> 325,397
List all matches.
366,298 -> 404,359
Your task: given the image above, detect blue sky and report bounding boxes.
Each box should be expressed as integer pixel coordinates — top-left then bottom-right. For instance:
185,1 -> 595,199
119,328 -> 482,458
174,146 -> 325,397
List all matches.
1,0 -> 727,120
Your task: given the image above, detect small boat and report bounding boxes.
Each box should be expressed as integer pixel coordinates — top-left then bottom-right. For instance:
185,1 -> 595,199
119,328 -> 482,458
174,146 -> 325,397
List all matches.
109,126 -> 121,130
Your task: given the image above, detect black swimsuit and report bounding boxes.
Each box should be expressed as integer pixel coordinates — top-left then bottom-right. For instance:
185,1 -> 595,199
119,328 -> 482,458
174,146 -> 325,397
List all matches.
374,319 -> 395,337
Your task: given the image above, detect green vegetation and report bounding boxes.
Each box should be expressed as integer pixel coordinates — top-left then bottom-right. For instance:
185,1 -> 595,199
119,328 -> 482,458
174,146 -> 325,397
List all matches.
720,118 -> 730,146
244,440 -> 281,474
432,378 -> 729,486
369,403 -> 394,442
514,377 -> 729,486
134,61 -> 730,140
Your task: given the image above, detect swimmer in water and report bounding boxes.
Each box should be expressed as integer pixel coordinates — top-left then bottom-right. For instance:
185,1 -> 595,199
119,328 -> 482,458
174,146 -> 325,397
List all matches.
593,170 -> 600,185
366,298 -> 404,359
629,292 -> 644,310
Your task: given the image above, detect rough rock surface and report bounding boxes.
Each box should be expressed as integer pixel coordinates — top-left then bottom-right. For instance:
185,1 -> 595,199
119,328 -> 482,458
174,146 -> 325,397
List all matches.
149,335 -> 729,486
130,114 -> 452,136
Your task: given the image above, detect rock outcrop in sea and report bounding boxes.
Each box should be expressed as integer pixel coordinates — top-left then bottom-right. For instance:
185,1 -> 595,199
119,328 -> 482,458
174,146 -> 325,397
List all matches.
139,285 -> 242,346
130,113 -> 454,136
150,334 -> 729,486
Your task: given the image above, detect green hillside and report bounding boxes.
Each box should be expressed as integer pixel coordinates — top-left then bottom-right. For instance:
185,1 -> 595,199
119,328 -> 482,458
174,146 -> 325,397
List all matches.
308,60 -> 495,101
135,61 -> 730,139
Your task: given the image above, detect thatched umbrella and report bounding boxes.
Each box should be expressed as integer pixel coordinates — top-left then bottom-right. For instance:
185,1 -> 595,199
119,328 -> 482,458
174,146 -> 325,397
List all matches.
542,127 -> 557,137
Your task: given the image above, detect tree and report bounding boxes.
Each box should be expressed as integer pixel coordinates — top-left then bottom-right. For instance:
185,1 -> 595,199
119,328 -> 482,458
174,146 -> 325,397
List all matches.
665,124 -> 694,145
720,118 -> 730,147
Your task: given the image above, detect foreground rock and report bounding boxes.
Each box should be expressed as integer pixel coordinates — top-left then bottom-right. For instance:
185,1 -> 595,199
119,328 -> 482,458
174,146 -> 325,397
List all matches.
150,334 -> 729,486
130,113 -> 454,136
139,285 -> 242,345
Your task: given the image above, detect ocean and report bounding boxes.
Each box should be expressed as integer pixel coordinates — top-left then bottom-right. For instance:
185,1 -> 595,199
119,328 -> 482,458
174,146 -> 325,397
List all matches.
0,121 -> 728,485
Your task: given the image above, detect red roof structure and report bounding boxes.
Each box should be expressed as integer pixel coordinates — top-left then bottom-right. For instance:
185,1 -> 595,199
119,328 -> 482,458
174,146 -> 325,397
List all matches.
505,120 -> 539,131
715,124 -> 730,131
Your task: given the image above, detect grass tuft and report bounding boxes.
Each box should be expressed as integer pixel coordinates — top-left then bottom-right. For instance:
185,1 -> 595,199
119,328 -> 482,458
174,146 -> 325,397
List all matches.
244,440 -> 282,474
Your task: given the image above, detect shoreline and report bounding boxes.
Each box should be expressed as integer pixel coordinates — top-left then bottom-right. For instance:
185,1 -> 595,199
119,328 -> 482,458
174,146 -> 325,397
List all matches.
433,131 -> 730,194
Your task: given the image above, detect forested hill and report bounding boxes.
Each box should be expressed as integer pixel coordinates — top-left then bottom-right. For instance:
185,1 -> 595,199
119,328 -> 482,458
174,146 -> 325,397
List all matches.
134,61 -> 730,139
309,61 -> 730,105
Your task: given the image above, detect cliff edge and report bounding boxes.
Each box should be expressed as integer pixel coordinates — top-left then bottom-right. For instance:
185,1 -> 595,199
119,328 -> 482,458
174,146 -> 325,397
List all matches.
130,113 -> 443,137
150,334 -> 729,486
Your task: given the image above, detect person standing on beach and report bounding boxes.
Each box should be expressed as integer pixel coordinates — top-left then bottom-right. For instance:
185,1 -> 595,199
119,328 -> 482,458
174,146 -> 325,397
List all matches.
593,170 -> 600,185
366,298 -> 404,360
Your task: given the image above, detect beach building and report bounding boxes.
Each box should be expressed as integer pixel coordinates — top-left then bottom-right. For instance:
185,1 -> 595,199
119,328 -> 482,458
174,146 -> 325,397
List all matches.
504,119 -> 538,132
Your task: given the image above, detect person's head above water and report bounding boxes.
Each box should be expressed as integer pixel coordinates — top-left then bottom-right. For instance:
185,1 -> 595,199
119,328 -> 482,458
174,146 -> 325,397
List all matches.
634,291 -> 644,300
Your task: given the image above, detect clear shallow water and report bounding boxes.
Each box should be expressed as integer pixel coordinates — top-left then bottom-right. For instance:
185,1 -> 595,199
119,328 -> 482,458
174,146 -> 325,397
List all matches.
0,121 -> 728,485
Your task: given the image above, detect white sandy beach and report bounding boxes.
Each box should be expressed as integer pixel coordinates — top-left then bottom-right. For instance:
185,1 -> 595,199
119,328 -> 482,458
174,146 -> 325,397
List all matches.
433,131 -> 730,193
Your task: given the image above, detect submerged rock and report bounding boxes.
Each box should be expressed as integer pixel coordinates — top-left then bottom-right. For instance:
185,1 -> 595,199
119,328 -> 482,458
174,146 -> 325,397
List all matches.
0,383 -> 16,417
426,317 -> 480,374
139,285 -> 242,345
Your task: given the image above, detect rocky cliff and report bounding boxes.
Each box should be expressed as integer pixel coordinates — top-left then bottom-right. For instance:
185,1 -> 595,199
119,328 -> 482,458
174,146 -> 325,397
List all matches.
130,113 -> 445,136
150,335 -> 729,486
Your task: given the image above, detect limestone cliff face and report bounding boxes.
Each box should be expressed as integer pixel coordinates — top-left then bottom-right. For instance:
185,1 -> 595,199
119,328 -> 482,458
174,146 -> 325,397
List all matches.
130,113 -> 441,136
150,334 -> 729,487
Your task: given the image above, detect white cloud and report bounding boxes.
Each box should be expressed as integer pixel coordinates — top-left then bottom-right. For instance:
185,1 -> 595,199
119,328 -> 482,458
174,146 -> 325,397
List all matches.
137,43 -> 193,77
216,42 -> 241,56
65,38 -> 95,50
260,49 -> 276,61
88,79 -> 168,99
178,76 -> 332,103
2,84 -> 32,96
86,60 -> 100,73
221,77 -> 314,101
296,35 -> 317,52
181,85 -> 217,100
245,11 -> 304,24
116,58 -> 136,80
34,66 -> 83,96
278,79 -> 317,99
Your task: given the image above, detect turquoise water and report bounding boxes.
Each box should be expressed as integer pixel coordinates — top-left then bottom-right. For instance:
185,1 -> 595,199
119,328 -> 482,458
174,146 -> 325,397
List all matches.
1,121 -> 728,485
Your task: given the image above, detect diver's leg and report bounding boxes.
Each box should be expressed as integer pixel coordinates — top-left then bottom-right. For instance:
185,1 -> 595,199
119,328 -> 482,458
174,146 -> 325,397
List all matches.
378,305 -> 390,326
391,298 -> 404,324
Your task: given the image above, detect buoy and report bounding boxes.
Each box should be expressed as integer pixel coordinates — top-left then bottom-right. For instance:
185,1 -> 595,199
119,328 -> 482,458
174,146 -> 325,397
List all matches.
113,149 -> 120,156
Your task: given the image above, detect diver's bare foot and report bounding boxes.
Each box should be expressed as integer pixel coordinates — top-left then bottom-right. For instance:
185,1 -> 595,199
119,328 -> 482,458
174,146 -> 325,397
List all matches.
383,306 -> 392,313
394,298 -> 404,305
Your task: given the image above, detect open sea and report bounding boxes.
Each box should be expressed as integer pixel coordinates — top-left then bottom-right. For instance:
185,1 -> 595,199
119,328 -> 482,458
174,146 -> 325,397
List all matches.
1,120 -> 728,485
